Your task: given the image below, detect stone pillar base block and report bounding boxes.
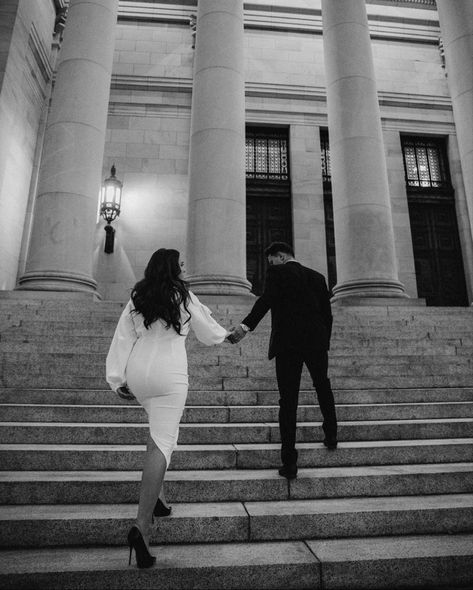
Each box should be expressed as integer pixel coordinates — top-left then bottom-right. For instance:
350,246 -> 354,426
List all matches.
187,274 -> 252,296
3,290 -> 100,301
199,293 -> 257,306
331,279 -> 407,303
332,296 -> 426,307
18,271 -> 98,296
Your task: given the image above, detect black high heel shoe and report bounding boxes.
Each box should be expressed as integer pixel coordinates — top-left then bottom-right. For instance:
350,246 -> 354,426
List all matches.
127,525 -> 156,568
154,498 -> 172,518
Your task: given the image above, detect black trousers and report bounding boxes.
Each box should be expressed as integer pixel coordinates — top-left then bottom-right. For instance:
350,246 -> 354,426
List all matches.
275,347 -> 337,466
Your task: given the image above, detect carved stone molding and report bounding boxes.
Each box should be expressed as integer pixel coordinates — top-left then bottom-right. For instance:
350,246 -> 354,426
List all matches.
117,2 -> 439,43
110,74 -> 452,112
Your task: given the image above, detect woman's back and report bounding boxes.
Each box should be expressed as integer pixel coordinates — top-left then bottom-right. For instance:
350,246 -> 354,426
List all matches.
107,291 -> 227,400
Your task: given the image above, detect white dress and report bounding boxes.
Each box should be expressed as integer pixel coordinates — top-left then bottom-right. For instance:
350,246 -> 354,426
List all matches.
106,291 -> 227,466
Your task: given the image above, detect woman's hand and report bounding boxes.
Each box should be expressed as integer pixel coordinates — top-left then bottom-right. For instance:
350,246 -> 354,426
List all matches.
116,384 -> 135,400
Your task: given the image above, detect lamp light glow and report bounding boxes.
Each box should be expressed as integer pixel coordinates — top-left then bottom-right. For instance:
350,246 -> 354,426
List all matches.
100,164 -> 122,253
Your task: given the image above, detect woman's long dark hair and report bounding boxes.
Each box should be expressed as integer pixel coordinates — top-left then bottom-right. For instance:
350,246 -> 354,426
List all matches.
131,248 -> 190,333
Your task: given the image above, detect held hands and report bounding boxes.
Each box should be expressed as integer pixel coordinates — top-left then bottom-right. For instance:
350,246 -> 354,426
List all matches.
226,324 -> 248,344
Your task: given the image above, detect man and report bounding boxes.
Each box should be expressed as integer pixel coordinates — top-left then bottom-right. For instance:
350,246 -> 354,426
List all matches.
229,242 -> 337,479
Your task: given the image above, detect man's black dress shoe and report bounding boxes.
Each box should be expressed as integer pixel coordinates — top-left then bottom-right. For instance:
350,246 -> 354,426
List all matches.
323,438 -> 338,450
278,464 -> 298,479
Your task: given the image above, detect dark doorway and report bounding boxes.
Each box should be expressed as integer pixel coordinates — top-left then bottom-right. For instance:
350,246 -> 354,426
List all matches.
408,201 -> 468,306
246,127 -> 292,295
246,194 -> 292,295
402,135 -> 468,306
320,129 -> 336,294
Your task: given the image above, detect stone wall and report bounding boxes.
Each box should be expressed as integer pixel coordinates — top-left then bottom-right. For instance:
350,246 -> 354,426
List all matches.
96,22 -> 193,295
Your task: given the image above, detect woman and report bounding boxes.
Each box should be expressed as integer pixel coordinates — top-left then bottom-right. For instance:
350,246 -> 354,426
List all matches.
106,248 -> 228,568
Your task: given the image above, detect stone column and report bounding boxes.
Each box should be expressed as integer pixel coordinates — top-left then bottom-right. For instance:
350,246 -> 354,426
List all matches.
186,0 -> 251,295
437,1 -> 473,243
321,0 -> 406,301
18,0 -> 118,294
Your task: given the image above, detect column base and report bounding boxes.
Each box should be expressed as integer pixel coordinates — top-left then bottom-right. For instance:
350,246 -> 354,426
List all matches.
331,278 -> 408,303
17,270 -> 98,296
186,274 -> 252,296
332,296 -> 426,307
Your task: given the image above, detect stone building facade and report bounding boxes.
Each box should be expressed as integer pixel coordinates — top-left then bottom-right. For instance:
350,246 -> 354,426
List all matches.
0,0 -> 472,305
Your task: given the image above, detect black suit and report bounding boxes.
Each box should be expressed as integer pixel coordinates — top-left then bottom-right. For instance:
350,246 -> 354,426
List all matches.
242,261 -> 337,466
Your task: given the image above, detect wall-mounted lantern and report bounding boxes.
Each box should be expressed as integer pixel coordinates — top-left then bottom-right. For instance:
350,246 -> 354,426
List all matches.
100,164 -> 122,253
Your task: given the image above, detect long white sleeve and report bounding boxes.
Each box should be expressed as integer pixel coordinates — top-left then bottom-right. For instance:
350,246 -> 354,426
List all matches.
188,292 -> 228,345
106,300 -> 138,392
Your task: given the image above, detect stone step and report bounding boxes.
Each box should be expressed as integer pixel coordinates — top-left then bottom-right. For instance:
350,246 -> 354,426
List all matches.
2,322 -> 470,339
0,291 -> 123,303
1,463 -> 472,505
1,401 -> 472,423
0,328 -> 468,345
0,540 -> 321,590
308,533 -> 473,590
31,317 -> 464,331
0,303 -> 463,316
1,359 -> 471,384
0,308 -> 473,335
1,387 -> 471,406
2,439 -> 472,471
2,325 -> 472,344
225,374 -> 473,390
2,346 -> 471,364
1,419 -> 472,445
2,322 -> 472,342
3,373 -> 473,390
0,293 -> 464,312
3,368 -> 472,389
0,311 -> 124,324
0,301 -> 469,315
0,301 -> 470,317
0,533 -> 471,590
2,339 -> 471,358
2,328 -> 471,345
1,493 -> 472,548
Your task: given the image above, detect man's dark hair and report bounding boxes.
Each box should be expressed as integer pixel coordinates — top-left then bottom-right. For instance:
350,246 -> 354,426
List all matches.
264,242 -> 295,257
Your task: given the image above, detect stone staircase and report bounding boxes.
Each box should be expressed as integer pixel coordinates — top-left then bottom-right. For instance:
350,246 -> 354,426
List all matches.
0,294 -> 473,589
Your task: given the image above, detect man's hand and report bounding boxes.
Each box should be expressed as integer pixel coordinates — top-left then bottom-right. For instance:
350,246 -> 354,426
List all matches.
226,325 -> 248,344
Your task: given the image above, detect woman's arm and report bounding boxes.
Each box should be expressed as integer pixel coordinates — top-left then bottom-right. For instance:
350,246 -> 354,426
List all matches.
188,292 -> 228,345
106,300 -> 139,392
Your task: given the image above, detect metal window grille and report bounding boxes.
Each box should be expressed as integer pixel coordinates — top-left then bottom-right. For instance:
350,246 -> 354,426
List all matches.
401,137 -> 450,190
246,129 -> 289,181
320,129 -> 331,183
367,0 -> 436,7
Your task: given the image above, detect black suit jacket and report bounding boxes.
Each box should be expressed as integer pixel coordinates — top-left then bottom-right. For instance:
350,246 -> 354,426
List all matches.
242,261 -> 333,360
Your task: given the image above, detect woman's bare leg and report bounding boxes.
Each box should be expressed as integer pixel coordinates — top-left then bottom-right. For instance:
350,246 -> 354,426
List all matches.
135,435 -> 167,547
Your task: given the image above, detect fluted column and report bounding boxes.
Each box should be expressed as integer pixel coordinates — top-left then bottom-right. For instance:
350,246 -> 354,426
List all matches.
18,0 -> 118,294
186,0 -> 251,295
437,1 -> 473,239
321,0 -> 406,301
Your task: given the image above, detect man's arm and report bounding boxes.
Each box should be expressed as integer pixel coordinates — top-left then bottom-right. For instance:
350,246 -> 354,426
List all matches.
243,265 -> 278,329
319,275 -> 333,342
